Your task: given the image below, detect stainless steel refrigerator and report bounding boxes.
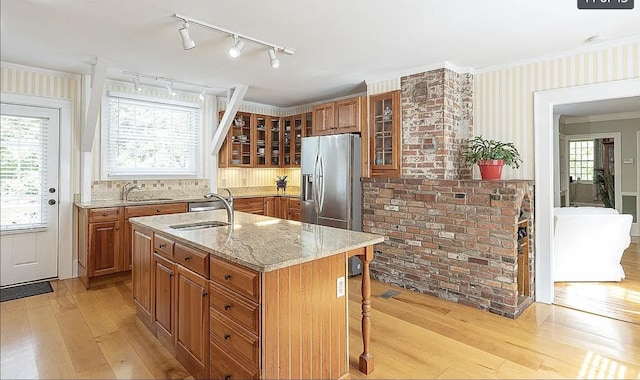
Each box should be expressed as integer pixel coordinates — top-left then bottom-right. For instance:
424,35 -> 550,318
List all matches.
301,134 -> 363,275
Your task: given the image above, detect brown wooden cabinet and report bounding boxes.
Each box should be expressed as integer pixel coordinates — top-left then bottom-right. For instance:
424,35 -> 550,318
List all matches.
235,197 -> 265,215
132,224 -> 154,328
312,102 -> 335,135
153,253 -> 176,353
313,96 -> 365,136
369,90 -> 401,177
88,220 -> 122,276
176,265 -> 209,380
287,198 -> 301,221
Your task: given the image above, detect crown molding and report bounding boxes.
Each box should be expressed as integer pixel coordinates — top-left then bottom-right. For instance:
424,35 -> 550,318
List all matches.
562,111 -> 640,125
473,35 -> 640,74
1,61 -> 82,79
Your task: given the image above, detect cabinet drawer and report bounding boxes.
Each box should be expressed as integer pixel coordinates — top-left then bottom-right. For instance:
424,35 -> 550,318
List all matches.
210,282 -> 259,335
89,207 -> 121,223
124,203 -> 187,219
210,341 -> 258,380
288,198 -> 300,209
175,243 -> 209,278
234,197 -> 264,214
154,234 -> 174,258
210,309 -> 259,367
210,256 -> 260,302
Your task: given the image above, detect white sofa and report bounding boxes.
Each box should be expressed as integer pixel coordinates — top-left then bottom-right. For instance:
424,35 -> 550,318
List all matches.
553,207 -> 633,282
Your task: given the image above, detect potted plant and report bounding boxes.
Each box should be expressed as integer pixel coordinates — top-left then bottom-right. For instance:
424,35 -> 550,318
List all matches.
462,136 -> 522,180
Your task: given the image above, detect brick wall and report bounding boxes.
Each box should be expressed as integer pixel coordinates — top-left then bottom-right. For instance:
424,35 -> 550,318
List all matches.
362,177 -> 534,318
401,69 -> 473,179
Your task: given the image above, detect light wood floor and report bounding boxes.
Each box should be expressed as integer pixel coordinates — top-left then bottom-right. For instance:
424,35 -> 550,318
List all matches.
554,236 -> 640,325
2,275 -> 639,379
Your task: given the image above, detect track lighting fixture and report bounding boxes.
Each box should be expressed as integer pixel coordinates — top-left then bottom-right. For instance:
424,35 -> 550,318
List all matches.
228,35 -> 245,59
133,75 -> 143,92
178,21 -> 196,50
268,48 -> 280,69
173,13 -> 294,67
166,82 -> 177,97
124,71 -> 214,100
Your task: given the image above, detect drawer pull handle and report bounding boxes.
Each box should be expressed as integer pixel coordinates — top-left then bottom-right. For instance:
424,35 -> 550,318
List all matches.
224,375 -> 231,380
224,274 -> 232,280
159,243 -> 166,248
224,333 -> 231,340
224,304 -> 231,310
202,291 -> 208,297
184,256 -> 191,261
103,213 -> 108,216
115,227 -> 120,231
156,209 -> 161,212
169,272 -> 174,278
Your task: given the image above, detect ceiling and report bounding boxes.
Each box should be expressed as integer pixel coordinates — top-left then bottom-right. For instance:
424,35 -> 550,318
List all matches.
1,0 -> 639,107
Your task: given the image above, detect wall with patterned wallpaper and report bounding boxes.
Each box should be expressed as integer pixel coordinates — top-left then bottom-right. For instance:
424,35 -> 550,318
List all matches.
474,40 -> 640,180
1,62 -> 83,192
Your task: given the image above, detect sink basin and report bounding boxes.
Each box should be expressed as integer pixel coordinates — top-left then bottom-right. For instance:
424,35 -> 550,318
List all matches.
169,221 -> 230,230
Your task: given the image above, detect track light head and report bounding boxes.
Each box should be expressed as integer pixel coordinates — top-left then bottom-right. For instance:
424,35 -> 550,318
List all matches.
228,36 -> 245,59
178,21 -> 196,50
268,48 -> 280,69
133,76 -> 143,92
166,82 -> 177,97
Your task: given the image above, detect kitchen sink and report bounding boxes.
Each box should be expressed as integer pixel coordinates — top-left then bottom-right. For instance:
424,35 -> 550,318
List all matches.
169,221 -> 230,230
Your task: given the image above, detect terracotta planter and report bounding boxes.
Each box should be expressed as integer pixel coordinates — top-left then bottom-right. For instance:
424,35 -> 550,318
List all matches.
477,159 -> 505,180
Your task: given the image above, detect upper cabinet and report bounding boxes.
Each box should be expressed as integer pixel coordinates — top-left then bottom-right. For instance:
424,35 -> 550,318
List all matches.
312,96 -> 365,136
369,90 -> 401,178
219,111 -> 311,168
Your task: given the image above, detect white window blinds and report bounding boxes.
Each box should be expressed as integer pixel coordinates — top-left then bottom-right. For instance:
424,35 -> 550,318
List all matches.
0,114 -> 49,231
103,92 -> 201,178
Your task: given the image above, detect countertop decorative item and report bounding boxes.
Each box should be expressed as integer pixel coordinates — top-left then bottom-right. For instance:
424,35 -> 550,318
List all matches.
276,175 -> 287,192
462,135 -> 522,180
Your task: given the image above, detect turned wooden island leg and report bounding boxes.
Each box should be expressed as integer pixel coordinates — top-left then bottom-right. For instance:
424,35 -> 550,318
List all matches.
357,245 -> 374,374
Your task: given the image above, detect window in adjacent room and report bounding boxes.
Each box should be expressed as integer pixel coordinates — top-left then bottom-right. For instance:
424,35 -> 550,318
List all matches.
102,91 -> 202,179
569,140 -> 594,181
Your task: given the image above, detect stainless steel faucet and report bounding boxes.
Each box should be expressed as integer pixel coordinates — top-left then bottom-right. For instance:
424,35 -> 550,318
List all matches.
204,188 -> 234,225
122,182 -> 142,202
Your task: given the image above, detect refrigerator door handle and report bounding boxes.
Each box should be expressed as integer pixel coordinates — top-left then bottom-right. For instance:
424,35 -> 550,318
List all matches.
313,153 -> 321,215
318,155 -> 325,213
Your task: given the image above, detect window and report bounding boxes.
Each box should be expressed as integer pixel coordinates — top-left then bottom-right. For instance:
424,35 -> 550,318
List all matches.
102,92 -> 201,179
569,140 -> 594,181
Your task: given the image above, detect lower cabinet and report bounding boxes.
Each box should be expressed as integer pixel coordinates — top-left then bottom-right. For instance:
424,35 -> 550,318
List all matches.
88,220 -> 122,276
153,253 -> 176,352
132,229 -> 349,379
237,196 -> 301,221
176,265 -> 209,380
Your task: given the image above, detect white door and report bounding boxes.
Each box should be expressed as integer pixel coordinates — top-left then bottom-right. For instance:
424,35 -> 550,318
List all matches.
1,103 -> 59,287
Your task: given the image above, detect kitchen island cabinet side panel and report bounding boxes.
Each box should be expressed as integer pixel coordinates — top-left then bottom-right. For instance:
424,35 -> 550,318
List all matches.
132,225 -> 153,329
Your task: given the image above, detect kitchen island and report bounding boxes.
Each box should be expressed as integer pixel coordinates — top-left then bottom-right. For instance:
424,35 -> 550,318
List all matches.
130,210 -> 383,379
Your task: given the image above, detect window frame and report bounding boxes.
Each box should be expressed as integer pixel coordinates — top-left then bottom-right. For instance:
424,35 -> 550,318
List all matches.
568,139 -> 594,182
100,91 -> 203,180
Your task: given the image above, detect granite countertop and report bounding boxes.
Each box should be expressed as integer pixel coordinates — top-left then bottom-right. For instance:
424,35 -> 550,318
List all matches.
74,190 -> 301,209
129,210 -> 384,272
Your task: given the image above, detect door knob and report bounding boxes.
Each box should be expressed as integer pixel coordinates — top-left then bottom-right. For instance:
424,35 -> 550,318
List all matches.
48,199 -> 56,205
49,187 -> 56,193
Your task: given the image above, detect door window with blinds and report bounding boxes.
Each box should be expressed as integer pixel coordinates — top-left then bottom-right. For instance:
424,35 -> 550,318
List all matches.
0,106 -> 55,232
102,91 -> 202,179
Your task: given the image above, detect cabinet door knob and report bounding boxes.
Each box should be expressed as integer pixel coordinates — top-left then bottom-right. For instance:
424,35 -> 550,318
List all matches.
115,227 -> 120,231
224,304 -> 231,310
224,274 -> 231,280
202,291 -> 208,297
224,375 -> 231,380
159,243 -> 166,248
169,272 -> 174,277
224,333 -> 231,340
156,209 -> 161,213
184,256 -> 191,261
103,213 -> 108,216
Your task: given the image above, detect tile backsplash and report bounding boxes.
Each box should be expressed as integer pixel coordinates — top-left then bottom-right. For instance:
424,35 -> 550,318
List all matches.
90,179 -> 210,201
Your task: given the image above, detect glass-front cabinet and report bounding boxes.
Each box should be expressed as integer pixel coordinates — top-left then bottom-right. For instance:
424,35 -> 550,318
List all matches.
225,112 -> 253,167
369,90 -> 400,177
254,115 -> 268,167
269,116 -> 281,167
